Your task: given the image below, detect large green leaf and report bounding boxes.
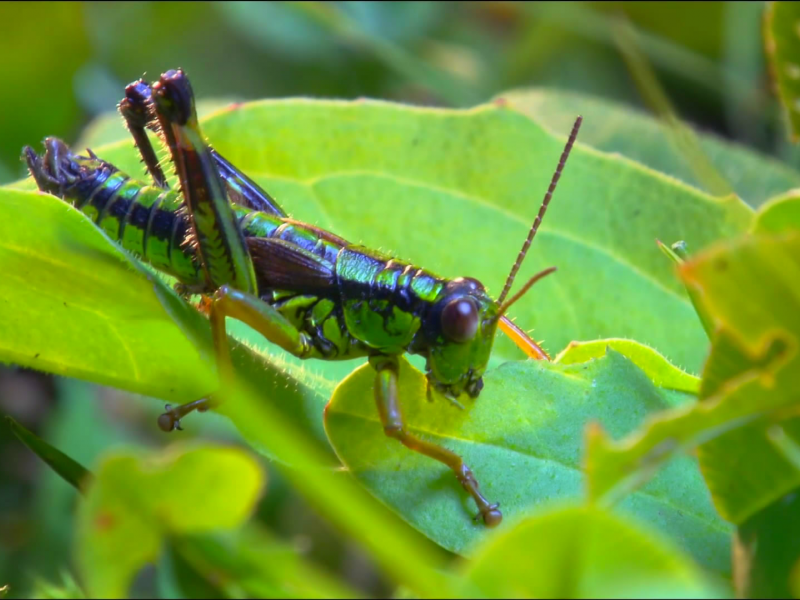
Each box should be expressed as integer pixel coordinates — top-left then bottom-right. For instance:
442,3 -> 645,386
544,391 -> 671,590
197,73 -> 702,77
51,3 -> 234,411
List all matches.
324,350 -> 731,573
11,98 -> 752,374
461,504 -> 719,598
0,189 -> 334,455
499,88 -> 800,207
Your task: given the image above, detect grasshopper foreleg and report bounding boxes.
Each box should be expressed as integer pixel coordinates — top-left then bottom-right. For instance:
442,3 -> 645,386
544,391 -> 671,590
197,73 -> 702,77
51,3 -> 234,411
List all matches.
370,355 -> 503,527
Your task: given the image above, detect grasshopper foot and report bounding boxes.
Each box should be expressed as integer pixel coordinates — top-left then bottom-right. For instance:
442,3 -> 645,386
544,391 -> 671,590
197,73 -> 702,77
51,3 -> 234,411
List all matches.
157,398 -> 212,432
158,404 -> 183,432
473,503 -> 503,528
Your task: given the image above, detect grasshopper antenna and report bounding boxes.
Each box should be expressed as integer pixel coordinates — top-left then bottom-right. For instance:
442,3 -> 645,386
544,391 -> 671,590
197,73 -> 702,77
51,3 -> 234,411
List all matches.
495,115 -> 582,308
497,266 -> 557,317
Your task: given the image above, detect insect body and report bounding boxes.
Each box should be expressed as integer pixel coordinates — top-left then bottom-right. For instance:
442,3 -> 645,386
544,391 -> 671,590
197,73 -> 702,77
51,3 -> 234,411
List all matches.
24,70 -> 581,527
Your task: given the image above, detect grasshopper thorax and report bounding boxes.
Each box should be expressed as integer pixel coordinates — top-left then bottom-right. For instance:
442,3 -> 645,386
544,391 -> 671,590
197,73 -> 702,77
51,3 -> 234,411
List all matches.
424,277 -> 500,401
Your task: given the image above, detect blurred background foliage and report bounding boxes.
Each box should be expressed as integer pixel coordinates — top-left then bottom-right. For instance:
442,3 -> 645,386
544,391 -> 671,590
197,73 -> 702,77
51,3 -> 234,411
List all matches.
0,1 -> 787,597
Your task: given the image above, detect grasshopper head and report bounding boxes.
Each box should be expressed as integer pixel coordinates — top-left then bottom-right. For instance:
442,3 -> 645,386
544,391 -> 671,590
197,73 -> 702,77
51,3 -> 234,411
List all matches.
423,115 -> 582,401
424,277 -> 500,401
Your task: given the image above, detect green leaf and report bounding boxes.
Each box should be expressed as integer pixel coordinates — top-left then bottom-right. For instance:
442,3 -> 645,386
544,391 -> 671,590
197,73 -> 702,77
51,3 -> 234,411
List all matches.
4,99 -> 752,427
3,98 -> 751,558
324,350 -> 731,573
765,2 -> 800,142
10,98 -> 753,373
210,374 -> 454,598
586,233 -> 800,524
461,504 -> 719,599
752,190 -> 800,234
75,444 -> 265,598
0,190 -> 335,456
554,338 -> 699,395
499,87 -> 800,207
733,488 -> 800,598
5,415 -> 92,492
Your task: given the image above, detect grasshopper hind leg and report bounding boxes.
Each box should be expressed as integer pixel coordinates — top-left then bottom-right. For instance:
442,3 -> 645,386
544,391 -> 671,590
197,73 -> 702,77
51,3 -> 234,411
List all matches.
118,78 -> 170,189
157,284 -> 313,432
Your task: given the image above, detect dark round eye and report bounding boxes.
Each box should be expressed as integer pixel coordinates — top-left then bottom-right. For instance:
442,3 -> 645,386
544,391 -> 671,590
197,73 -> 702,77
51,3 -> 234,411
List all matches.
441,297 -> 479,343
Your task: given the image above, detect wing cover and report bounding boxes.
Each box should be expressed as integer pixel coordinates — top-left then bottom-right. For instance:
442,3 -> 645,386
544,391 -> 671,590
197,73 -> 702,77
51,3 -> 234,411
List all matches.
247,237 -> 337,295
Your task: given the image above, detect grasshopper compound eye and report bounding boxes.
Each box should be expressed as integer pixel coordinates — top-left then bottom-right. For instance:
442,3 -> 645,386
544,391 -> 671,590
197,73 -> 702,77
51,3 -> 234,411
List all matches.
442,297 -> 479,343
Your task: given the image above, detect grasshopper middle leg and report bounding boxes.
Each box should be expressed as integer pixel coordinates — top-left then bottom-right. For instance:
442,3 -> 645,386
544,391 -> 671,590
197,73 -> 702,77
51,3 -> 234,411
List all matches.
370,355 -> 503,527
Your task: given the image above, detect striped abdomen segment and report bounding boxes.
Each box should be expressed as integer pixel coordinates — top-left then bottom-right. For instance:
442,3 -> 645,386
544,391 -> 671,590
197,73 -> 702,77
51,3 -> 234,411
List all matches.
65,166 -> 203,286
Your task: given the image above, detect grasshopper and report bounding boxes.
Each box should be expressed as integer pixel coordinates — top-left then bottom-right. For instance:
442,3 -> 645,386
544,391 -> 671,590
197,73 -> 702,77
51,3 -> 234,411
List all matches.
24,70 -> 581,527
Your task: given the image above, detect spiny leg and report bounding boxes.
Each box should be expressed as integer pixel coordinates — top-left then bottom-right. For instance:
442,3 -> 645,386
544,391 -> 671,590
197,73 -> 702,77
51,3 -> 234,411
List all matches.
151,69 -> 258,295
146,68 -> 260,430
118,79 -> 169,189
121,76 -> 287,216
370,355 -> 503,527
158,285 -> 313,431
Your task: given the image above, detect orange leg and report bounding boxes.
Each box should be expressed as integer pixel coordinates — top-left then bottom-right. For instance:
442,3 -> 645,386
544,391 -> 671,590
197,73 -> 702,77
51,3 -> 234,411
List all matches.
499,315 -> 550,361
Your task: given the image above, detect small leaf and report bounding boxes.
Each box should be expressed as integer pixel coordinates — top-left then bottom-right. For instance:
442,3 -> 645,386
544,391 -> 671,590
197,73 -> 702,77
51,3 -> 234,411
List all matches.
5,416 -> 92,492
765,1 -> 800,142
554,338 -> 699,395
325,351 -> 730,573
656,239 -> 713,339
462,504 -> 718,599
75,444 -> 265,598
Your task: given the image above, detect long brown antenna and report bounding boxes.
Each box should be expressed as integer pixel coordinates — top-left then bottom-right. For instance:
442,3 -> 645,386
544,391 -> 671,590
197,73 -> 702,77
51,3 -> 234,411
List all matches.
497,266 -> 557,317
496,115 -> 582,306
